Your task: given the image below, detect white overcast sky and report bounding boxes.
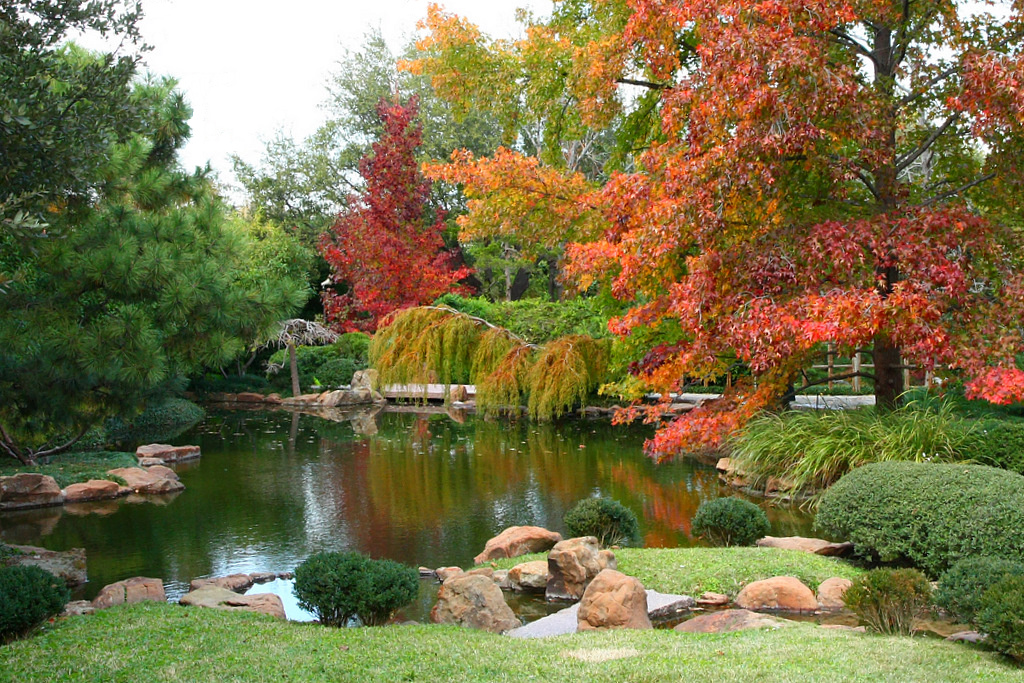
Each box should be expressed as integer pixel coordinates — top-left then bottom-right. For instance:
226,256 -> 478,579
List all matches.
127,0 -> 551,190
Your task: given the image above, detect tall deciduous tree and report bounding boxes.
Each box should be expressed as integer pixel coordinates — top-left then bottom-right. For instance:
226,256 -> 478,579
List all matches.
412,0 -> 1024,457
318,97 -> 470,332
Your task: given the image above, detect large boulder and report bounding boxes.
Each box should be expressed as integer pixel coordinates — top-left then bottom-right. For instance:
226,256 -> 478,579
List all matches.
508,560 -> 549,592
577,569 -> 652,631
474,526 -> 563,565
546,537 -> 614,601
351,369 -> 378,392
0,473 -> 63,510
430,574 -> 520,633
675,609 -> 793,633
180,585 -> 285,619
756,536 -> 854,557
92,577 -> 166,609
107,467 -> 184,495
62,479 -> 125,503
816,577 -> 853,610
5,544 -> 87,586
734,576 -> 819,612
135,444 -> 200,463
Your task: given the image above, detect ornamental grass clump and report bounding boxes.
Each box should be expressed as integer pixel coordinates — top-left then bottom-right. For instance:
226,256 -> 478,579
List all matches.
691,497 -> 770,547
0,565 -> 69,642
936,557 -> 1024,624
844,568 -> 932,635
564,497 -> 641,547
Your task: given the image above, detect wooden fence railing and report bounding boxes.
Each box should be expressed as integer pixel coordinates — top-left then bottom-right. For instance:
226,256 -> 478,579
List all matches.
812,343 -> 938,392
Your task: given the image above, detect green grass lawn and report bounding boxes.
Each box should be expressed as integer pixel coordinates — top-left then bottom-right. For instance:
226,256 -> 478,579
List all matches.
0,451 -> 135,488
1,602 -> 1020,682
486,547 -> 864,596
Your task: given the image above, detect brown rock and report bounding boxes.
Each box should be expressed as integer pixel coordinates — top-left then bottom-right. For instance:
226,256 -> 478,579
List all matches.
62,479 -> 123,503
546,537 -> 609,601
6,545 -> 87,586
62,600 -> 96,617
465,567 -> 494,579
435,566 -> 464,582
696,591 -> 730,607
136,457 -> 166,467
92,577 -> 165,609
598,549 -> 617,571
0,473 -> 64,510
135,444 -> 201,463
107,467 -> 185,494
716,457 -> 732,472
492,570 -> 512,589
250,572 -> 277,583
145,465 -> 179,481
508,560 -> 549,592
281,393 -> 322,405
947,631 -> 985,643
473,526 -> 563,565
675,609 -> 792,633
817,577 -> 853,610
189,573 -> 255,593
234,392 -> 267,403
756,536 -> 855,557
449,385 -> 469,402
180,585 -> 285,618
577,569 -> 652,631
430,574 -> 520,633
351,369 -> 378,392
734,576 -> 819,613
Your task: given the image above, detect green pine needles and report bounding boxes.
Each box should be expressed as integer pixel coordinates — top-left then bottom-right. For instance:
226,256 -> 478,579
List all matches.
370,306 -> 610,419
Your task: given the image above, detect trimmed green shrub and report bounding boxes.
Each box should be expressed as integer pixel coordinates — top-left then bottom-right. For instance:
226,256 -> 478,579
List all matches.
691,497 -> 771,547
294,551 -> 368,627
317,358 -> 359,387
817,462 -> 1024,576
358,559 -> 419,626
293,552 -> 419,627
977,576 -> 1024,660
844,568 -> 931,635
564,497 -> 641,547
936,557 -> 1024,624
0,565 -> 70,641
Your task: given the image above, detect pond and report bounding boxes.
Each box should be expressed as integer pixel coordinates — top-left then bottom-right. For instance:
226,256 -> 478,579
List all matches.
0,406 -> 815,622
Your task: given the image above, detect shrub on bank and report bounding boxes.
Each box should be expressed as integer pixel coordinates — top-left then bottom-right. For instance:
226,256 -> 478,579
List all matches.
977,576 -> 1024,660
816,461 -> 1024,576
936,557 -> 1024,624
691,497 -> 770,547
358,559 -> 419,626
564,497 -> 641,547
293,551 -> 418,627
844,568 -> 932,636
0,566 -> 69,642
266,333 -> 370,391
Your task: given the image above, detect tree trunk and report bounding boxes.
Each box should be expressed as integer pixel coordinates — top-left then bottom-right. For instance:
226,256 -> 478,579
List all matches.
288,340 -> 301,397
873,335 -> 904,411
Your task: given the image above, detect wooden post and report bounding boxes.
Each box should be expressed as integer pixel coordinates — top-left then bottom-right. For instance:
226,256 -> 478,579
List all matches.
827,343 -> 835,390
903,357 -> 911,392
852,352 -> 861,393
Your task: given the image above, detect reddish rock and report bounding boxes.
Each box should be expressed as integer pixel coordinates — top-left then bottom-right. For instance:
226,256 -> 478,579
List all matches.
107,467 -> 184,494
6,545 -> 87,586
135,444 -> 200,463
546,537 -> 611,601
696,591 -> 730,607
577,570 -> 652,631
735,576 -> 819,613
675,609 -> 793,633
136,457 -> 166,467
817,577 -> 853,610
62,479 -> 124,503
508,560 -> 549,592
756,536 -> 855,557
190,574 -> 255,593
265,393 -> 283,404
0,473 -> 64,510
92,577 -> 166,609
435,566 -> 464,582
465,567 -> 494,579
62,600 -> 96,617
430,574 -> 520,633
473,526 -> 563,565
180,586 -> 285,618
145,465 -> 179,481
234,392 -> 267,403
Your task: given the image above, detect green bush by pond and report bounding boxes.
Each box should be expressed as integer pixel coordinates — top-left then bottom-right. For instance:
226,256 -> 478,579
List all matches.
0,566 -> 69,642
977,575 -> 1024,661
936,556 -> 1024,624
816,461 -> 1024,576
691,497 -> 770,547
266,332 -> 370,391
563,497 -> 641,548
293,551 -> 418,627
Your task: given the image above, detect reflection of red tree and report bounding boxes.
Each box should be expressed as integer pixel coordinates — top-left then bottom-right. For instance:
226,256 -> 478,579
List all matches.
608,463 -> 721,547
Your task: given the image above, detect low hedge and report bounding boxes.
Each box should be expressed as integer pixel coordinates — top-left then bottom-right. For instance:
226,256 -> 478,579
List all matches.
816,461 -> 1024,576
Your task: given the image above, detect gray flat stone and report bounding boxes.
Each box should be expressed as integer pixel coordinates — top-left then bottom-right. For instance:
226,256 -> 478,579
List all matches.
505,589 -> 693,638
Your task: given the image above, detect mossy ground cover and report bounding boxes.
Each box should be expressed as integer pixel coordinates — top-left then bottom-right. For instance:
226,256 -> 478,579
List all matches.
0,451 -> 135,488
1,602 -> 1019,682
487,547 -> 864,596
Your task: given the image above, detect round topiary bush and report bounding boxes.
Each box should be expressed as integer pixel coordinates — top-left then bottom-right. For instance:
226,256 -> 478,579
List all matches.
844,568 -> 932,635
977,575 -> 1024,660
691,497 -> 770,546
936,557 -> 1024,624
293,551 -> 368,626
816,461 -> 1024,576
564,497 -> 641,547
0,565 -> 70,641
358,559 -> 419,626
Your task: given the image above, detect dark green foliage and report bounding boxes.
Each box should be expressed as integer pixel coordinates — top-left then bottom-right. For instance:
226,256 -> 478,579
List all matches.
936,557 -> 1024,624
267,334 -> 370,391
844,568 -> 932,635
816,462 -> 1024,576
190,374 -> 270,395
294,552 -> 368,627
0,565 -> 70,641
0,451 -> 134,488
691,497 -> 771,547
435,294 -> 610,344
294,552 -> 419,627
104,398 -> 205,445
357,559 -> 419,626
960,420 -> 1024,475
977,576 -> 1024,660
0,544 -> 21,563
564,497 -> 641,547
317,358 -> 359,388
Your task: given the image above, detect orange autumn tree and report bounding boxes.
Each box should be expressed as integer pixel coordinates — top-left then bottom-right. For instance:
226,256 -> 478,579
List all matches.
409,0 -> 1024,459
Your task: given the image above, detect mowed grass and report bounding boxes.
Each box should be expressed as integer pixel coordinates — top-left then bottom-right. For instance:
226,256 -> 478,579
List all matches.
0,451 -> 135,488
1,602 -> 1021,682
486,547 -> 864,596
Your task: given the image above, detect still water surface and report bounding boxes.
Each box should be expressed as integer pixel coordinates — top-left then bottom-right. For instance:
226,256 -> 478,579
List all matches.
0,407 -> 814,620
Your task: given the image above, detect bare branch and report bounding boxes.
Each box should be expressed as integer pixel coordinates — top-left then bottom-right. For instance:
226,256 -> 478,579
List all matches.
896,113 -> 960,173
828,29 -> 877,64
919,172 -> 996,207
616,78 -> 668,90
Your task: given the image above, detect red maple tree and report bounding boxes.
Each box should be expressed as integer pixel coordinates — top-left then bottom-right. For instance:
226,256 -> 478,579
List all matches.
319,96 -> 470,332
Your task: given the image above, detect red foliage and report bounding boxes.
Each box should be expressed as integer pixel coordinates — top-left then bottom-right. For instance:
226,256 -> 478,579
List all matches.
318,97 -> 470,332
